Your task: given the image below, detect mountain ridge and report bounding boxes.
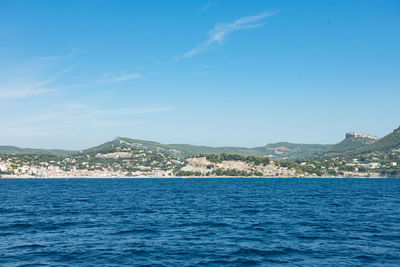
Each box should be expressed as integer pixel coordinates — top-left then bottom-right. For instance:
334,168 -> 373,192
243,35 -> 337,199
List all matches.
2,127 -> 399,160
0,146 -> 76,156
1,127 -> 399,178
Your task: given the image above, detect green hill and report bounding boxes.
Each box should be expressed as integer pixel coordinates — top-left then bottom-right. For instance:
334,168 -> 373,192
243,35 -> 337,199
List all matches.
320,134 -> 378,156
0,146 -> 76,156
323,138 -> 372,154
356,127 -> 400,154
117,137 -> 265,157
255,142 -> 331,159
5,127 -> 396,161
98,138 -> 329,159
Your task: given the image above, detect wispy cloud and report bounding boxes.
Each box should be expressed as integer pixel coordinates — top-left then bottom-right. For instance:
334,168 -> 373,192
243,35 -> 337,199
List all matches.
66,72 -> 143,89
200,2 -> 214,12
0,88 -> 52,100
103,73 -> 142,83
0,104 -> 176,138
0,67 -> 72,100
181,11 -> 276,59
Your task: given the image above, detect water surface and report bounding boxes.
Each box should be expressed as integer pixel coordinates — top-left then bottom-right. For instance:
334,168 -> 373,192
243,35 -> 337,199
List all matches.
1,178 -> 400,266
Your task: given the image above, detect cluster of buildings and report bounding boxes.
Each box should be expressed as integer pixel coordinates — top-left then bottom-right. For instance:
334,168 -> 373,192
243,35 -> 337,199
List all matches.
0,156 -> 175,178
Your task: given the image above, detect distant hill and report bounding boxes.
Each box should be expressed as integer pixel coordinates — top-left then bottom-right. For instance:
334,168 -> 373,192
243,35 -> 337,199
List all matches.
0,146 -> 76,156
80,138 -> 189,157
319,132 -> 379,156
3,127 -> 398,160
254,142 -> 331,159
117,138 -> 334,159
110,137 -> 266,157
356,127 -> 400,154
84,138 -> 329,159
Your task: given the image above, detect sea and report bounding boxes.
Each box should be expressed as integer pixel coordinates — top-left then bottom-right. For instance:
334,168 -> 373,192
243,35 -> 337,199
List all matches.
1,178 -> 400,266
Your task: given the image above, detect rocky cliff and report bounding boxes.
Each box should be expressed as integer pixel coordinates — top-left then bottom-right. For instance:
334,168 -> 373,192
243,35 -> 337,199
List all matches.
345,132 -> 379,141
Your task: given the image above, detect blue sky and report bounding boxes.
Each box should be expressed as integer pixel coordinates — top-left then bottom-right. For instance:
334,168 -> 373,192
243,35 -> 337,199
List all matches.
0,0 -> 399,150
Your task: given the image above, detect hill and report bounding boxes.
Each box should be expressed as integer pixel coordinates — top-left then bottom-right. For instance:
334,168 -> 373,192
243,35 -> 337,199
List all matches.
82,138 -> 193,157
0,146 -> 76,156
80,138 -> 335,160
356,127 -> 400,154
111,137 -> 266,157
254,142 -> 331,159
2,126 -> 398,161
1,128 -> 399,178
319,132 -> 379,156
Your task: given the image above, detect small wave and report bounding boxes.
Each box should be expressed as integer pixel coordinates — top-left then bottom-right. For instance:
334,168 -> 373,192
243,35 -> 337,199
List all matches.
112,228 -> 157,235
353,254 -> 377,263
11,243 -> 47,250
232,248 -> 287,257
197,258 -> 260,265
72,198 -> 89,202
122,248 -> 149,255
143,210 -> 155,213
297,234 -> 320,240
4,223 -> 35,230
176,222 -> 230,228
240,209 -> 260,214
41,221 -> 76,231
0,232 -> 14,236
0,208 -> 13,213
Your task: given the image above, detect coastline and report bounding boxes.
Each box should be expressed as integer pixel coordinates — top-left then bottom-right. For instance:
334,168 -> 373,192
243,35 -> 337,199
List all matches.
0,175 -> 395,179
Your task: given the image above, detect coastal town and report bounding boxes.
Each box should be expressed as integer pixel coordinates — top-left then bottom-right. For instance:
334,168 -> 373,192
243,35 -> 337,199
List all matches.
1,145 -> 398,178
1,127 -> 399,179
0,148 -> 183,178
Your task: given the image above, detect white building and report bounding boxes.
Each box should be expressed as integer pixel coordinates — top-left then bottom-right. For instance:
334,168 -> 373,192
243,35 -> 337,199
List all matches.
0,162 -> 12,172
369,163 -> 381,169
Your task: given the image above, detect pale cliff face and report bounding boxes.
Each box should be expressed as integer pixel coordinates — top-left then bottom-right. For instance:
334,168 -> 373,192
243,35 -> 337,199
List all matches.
345,132 -> 379,141
181,157 -> 301,177
95,152 -> 133,159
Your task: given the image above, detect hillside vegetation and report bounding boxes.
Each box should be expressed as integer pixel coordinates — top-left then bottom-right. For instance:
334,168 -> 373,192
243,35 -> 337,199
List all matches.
319,136 -> 377,156
0,146 -> 76,156
356,127 -> 400,154
118,137 -> 266,157
1,126 -> 400,178
257,142 -> 330,159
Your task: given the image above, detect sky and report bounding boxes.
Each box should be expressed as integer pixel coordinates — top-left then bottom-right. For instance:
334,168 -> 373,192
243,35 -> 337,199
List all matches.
0,0 -> 399,150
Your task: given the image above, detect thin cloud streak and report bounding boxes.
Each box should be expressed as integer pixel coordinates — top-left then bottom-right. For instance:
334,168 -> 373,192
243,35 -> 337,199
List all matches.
66,72 -> 143,89
0,88 -> 52,100
0,104 -> 176,138
0,67 -> 72,100
182,11 -> 276,59
104,73 -> 142,83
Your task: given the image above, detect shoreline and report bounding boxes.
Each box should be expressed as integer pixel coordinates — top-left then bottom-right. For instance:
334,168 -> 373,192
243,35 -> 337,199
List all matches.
0,175 -> 396,179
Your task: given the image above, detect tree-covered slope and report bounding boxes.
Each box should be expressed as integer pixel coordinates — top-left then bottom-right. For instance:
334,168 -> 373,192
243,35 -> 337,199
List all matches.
88,137 -> 331,159
255,142 -> 331,159
117,137 -> 265,157
321,137 -> 377,155
0,146 -> 76,156
356,127 -> 400,153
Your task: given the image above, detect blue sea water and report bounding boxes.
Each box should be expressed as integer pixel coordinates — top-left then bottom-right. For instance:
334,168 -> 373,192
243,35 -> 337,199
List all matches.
1,178 -> 400,266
